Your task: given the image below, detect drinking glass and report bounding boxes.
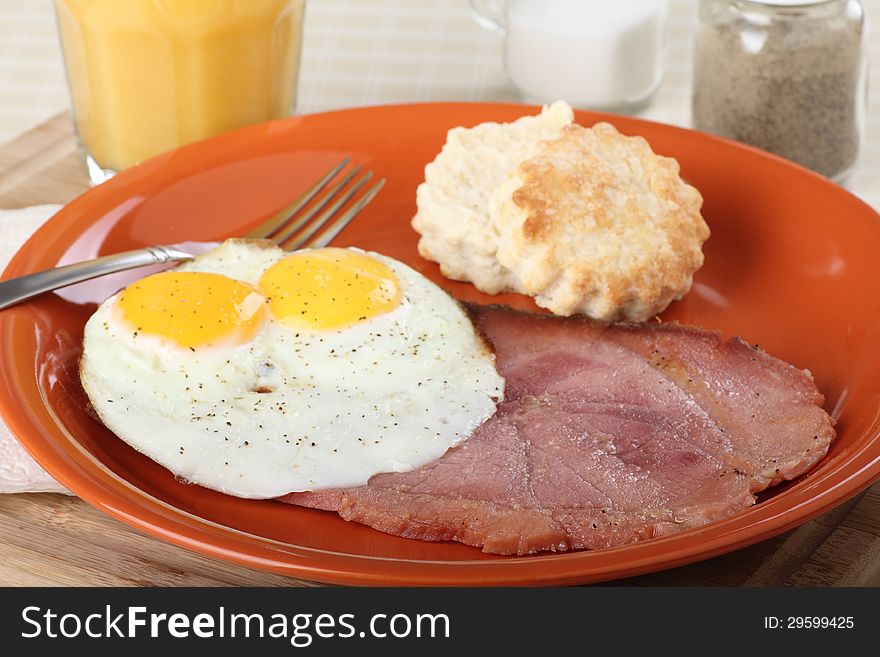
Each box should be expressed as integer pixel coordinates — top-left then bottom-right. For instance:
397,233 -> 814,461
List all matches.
54,0 -> 306,185
470,0 -> 669,113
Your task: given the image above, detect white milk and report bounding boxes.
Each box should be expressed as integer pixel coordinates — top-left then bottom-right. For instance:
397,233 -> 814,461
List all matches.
503,0 -> 669,111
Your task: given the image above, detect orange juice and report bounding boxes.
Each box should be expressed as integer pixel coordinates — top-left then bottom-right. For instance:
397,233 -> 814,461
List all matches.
54,0 -> 305,179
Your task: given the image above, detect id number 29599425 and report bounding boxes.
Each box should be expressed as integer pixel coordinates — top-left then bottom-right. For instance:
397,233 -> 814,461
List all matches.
764,617 -> 854,630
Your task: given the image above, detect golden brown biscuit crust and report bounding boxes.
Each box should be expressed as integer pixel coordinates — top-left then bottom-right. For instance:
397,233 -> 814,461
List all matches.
492,123 -> 709,321
411,102 -> 574,294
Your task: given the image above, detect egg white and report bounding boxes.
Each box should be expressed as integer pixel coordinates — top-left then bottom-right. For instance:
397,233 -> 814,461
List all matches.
80,240 -> 504,498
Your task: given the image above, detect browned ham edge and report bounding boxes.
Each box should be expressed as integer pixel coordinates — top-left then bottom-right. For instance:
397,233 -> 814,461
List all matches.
279,305 -> 835,555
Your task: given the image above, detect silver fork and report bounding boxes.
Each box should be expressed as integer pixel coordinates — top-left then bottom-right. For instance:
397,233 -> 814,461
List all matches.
0,159 -> 384,310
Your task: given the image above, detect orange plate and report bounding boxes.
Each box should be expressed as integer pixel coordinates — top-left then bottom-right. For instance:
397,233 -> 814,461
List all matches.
1,103 -> 879,586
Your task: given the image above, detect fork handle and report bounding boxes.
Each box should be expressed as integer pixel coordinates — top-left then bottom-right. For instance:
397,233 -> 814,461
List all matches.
0,245 -> 193,311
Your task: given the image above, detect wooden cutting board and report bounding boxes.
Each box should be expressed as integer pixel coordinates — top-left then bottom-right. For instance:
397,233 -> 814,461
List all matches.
1,113 -> 878,587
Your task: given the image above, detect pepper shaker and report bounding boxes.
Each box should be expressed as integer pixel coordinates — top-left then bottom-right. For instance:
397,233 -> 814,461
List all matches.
692,0 -> 867,182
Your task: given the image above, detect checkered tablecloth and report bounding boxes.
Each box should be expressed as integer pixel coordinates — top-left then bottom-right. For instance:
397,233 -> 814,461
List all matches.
0,0 -> 878,208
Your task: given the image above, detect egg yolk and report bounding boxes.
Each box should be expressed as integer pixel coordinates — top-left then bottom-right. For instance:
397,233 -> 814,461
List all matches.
259,248 -> 402,330
116,271 -> 265,348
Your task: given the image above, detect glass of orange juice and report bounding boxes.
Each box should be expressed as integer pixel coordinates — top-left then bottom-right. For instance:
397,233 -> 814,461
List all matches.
54,0 -> 306,185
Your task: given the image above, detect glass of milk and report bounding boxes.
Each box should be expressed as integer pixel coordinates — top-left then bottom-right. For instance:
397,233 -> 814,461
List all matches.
471,0 -> 670,113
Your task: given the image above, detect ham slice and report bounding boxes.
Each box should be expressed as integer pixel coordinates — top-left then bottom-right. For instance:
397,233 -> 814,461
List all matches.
280,306 -> 835,555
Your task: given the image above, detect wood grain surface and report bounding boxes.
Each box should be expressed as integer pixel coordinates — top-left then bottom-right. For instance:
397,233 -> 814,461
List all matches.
0,113 -> 878,587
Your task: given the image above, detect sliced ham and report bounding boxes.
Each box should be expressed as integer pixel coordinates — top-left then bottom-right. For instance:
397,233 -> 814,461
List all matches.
280,306 -> 835,555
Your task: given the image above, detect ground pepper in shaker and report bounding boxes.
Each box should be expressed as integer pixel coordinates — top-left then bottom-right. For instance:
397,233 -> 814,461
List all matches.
692,0 -> 867,182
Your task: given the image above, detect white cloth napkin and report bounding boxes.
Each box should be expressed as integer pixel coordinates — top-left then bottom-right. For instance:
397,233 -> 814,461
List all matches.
0,204 -> 70,494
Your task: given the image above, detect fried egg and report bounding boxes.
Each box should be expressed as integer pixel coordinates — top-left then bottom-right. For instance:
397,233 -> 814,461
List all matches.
80,239 -> 504,498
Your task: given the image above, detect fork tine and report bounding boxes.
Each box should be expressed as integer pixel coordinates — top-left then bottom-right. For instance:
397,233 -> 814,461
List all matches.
243,157 -> 349,239
270,165 -> 363,246
309,179 -> 386,249
283,171 -> 374,250
280,171 -> 373,251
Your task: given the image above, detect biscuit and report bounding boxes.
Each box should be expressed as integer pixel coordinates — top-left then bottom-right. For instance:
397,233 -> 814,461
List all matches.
412,101 -> 573,294
490,123 -> 708,321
